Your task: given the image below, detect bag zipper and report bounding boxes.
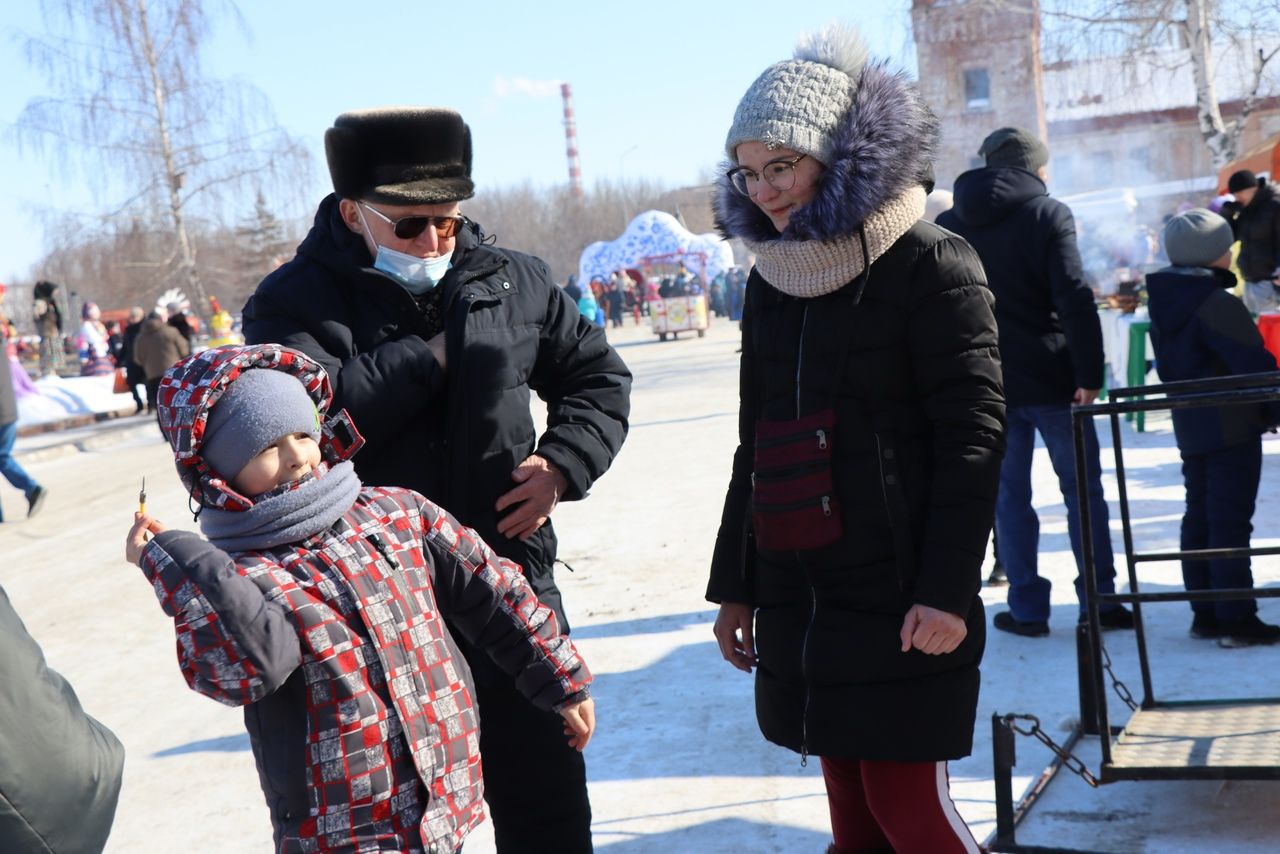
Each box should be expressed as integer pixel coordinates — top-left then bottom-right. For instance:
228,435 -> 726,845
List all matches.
754,426 -> 831,451
752,493 -> 834,513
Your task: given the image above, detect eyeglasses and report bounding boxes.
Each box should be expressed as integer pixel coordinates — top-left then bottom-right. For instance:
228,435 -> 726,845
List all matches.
726,154 -> 807,198
360,202 -> 463,239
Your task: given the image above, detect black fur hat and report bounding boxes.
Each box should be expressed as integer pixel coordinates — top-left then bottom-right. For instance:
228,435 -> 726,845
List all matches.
324,107 -> 475,205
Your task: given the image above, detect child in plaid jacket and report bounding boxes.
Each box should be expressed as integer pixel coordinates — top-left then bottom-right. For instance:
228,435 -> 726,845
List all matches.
125,344 -> 594,854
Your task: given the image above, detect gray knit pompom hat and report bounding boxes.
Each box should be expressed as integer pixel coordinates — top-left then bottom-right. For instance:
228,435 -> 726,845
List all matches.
724,25 -> 870,166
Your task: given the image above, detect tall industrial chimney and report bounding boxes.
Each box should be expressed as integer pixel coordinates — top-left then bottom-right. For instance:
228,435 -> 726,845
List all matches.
561,83 -> 584,199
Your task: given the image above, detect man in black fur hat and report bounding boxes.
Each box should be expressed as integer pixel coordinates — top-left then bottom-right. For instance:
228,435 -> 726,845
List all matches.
242,107 -> 631,853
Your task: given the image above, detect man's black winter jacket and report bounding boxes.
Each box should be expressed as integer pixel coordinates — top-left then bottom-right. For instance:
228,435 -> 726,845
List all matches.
242,194 -> 632,629
938,167 -> 1104,405
1230,183 -> 1280,282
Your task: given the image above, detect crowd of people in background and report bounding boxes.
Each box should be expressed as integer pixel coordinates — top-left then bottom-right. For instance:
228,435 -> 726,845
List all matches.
564,262 -> 751,334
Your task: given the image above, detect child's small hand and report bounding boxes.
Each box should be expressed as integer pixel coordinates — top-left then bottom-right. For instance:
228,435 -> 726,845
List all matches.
560,697 -> 596,752
126,512 -> 167,565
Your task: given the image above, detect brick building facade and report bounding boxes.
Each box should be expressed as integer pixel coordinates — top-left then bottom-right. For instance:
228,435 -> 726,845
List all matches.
911,0 -> 1280,196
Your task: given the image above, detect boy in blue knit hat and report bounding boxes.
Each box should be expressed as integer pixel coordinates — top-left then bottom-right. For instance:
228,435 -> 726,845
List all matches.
125,344 -> 595,853
1147,209 -> 1280,647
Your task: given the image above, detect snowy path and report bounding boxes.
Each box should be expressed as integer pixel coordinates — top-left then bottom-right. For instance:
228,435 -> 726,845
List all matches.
2,318 -> 1277,852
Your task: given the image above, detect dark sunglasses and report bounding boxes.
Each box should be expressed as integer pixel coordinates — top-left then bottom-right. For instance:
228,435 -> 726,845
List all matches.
361,202 -> 464,239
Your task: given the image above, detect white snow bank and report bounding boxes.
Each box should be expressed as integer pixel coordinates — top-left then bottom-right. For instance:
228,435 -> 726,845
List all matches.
16,374 -> 138,427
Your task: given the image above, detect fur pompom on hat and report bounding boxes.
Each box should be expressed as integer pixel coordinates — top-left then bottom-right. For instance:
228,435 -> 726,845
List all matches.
724,25 -> 869,166
325,107 -> 475,205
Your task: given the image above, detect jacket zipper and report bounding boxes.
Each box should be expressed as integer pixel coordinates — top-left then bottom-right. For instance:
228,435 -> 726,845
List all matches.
755,427 -> 830,451
798,552 -> 817,767
795,304 -> 809,417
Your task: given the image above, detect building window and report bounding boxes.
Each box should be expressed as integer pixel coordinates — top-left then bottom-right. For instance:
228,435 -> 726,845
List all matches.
1129,147 -> 1152,178
1090,151 -> 1114,186
964,68 -> 991,110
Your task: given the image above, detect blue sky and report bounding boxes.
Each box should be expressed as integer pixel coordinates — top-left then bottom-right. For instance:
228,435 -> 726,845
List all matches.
0,1 -> 916,284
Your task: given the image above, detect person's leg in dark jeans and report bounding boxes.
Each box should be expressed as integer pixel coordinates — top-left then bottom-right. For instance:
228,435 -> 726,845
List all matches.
126,366 -> 145,413
1180,450 -> 1213,622
473,667 -> 593,853
1204,439 -> 1262,622
0,421 -> 43,523
1033,405 -> 1119,613
996,407 -> 1051,623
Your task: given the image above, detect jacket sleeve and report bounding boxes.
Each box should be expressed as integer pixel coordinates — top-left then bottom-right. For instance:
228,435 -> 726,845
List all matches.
1043,205 -> 1106,390
243,288 -> 446,450
0,584 -> 124,854
527,267 -> 632,501
415,495 -> 591,712
908,237 -> 1007,616
138,530 -> 301,707
706,278 -> 759,605
1199,292 -> 1280,422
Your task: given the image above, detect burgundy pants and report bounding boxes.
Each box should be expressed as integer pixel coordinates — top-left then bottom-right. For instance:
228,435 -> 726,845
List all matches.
821,756 -> 980,853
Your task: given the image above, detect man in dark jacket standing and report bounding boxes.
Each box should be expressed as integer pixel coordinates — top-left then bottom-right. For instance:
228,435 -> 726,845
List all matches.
242,107 -> 631,853
1220,169 -> 1280,314
938,128 -> 1131,637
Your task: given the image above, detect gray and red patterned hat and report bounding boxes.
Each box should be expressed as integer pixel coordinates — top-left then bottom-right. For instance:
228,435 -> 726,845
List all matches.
156,344 -> 364,512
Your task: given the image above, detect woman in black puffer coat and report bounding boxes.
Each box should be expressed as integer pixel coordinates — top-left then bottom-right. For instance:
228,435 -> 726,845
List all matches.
706,25 -> 1004,853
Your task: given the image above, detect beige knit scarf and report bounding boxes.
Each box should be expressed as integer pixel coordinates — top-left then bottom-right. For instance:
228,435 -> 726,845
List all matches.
744,186 -> 927,299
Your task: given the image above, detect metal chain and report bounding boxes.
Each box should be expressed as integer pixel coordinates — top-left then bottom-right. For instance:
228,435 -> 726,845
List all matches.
1001,713 -> 1101,788
1099,640 -> 1138,711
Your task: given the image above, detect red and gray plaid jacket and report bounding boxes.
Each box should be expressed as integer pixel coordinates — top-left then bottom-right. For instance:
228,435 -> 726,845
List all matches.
140,345 -> 591,853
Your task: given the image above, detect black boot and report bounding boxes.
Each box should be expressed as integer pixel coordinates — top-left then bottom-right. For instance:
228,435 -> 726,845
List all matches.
1217,615 -> 1280,647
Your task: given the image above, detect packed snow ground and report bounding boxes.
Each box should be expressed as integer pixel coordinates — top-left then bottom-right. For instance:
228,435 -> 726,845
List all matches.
3,319 -> 1278,853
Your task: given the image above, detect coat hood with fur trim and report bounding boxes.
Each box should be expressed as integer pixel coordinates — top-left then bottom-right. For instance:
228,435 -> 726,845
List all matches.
713,60 -> 939,244
157,343 -> 364,513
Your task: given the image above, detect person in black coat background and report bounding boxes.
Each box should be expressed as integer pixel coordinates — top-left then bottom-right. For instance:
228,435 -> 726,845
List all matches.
242,107 -> 630,854
1146,209 -> 1280,646
119,306 -> 146,414
708,25 -> 1003,853
1220,169 -> 1280,314
938,127 -> 1132,638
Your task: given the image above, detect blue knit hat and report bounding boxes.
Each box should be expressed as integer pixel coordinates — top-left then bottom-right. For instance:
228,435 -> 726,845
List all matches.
201,368 -> 321,481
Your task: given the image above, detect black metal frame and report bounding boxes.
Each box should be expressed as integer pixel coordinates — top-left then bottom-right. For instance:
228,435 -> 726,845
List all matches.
1076,372 -> 1280,781
988,372 -> 1280,853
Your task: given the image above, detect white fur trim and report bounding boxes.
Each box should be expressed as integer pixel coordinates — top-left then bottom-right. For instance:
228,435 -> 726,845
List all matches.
794,22 -> 868,79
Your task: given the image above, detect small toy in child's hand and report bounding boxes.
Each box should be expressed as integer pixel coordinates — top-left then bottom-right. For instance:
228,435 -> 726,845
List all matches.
139,477 -> 148,541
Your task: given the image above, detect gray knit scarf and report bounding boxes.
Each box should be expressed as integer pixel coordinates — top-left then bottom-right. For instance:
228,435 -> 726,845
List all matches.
199,461 -> 362,552
743,186 -> 926,298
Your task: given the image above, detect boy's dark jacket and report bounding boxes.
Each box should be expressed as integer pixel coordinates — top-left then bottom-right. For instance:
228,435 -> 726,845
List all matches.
937,166 -> 1105,404
241,200 -> 632,631
1145,266 -> 1280,452
141,345 -> 592,854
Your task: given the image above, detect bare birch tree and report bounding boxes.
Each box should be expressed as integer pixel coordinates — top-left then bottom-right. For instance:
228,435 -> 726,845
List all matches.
16,0 -> 310,320
1038,0 -> 1280,169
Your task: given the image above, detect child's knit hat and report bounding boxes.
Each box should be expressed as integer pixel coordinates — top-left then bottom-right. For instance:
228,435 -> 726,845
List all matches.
1163,208 -> 1233,268
201,368 -> 321,482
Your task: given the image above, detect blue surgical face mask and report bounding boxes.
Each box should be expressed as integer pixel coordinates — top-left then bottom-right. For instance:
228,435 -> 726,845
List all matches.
357,207 -> 453,295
